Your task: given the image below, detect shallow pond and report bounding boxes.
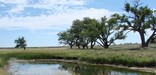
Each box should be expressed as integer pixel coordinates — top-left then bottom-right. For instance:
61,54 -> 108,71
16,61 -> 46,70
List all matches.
7,60 -> 154,75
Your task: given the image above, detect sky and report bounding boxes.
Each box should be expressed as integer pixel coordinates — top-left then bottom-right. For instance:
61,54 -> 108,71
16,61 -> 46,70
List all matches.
0,0 -> 156,47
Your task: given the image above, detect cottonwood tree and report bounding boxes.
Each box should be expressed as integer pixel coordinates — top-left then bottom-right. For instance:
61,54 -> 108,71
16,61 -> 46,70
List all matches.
61,18 -> 99,49
70,19 -> 84,49
82,17 -> 99,49
71,19 -> 92,49
113,0 -> 156,47
97,16 -> 126,49
14,37 -> 27,50
71,18 -> 99,49
57,30 -> 75,49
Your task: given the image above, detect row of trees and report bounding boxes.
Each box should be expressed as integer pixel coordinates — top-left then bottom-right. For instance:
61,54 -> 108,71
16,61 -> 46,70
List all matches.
58,16 -> 126,49
58,0 -> 156,49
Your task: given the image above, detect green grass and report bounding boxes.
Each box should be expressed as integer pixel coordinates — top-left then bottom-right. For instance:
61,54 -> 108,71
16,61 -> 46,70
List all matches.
0,47 -> 156,68
0,47 -> 156,74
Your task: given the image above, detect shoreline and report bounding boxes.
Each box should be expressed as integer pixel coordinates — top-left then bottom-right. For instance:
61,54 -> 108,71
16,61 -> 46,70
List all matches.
7,58 -> 156,74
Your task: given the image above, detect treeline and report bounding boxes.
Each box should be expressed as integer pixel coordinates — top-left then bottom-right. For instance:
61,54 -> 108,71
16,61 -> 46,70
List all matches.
58,0 -> 156,49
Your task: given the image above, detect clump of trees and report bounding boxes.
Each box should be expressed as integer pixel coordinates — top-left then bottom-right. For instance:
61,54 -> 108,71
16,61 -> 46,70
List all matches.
58,0 -> 156,49
58,16 -> 126,49
14,37 -> 27,50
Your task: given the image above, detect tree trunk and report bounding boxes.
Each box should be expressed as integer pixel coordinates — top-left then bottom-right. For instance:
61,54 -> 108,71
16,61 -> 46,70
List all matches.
69,42 -> 73,49
24,47 -> 26,50
91,45 -> 94,49
139,31 -> 148,47
104,43 -> 109,49
78,45 -> 80,49
104,40 -> 109,49
86,45 -> 88,49
145,30 -> 156,47
82,46 -> 85,49
70,45 -> 73,49
90,42 -> 94,49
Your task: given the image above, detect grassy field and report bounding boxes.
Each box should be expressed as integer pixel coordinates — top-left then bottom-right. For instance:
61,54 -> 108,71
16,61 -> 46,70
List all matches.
0,47 -> 156,74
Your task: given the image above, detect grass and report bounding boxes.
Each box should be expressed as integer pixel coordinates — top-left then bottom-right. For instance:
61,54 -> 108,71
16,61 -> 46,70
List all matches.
0,47 -> 156,74
0,48 -> 156,66
0,69 -> 7,75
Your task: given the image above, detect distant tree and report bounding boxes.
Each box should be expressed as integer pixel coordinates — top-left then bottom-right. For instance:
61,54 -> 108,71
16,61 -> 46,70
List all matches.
57,30 -> 75,49
113,0 -> 156,47
96,16 -> 126,49
14,37 -> 27,50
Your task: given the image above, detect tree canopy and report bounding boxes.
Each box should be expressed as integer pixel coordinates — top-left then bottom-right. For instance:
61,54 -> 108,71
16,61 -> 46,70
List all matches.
96,16 -> 126,49
14,37 -> 27,50
113,0 -> 156,47
57,30 -> 75,49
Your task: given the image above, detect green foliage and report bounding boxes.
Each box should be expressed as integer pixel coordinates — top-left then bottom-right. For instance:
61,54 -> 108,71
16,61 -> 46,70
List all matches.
57,30 -> 75,49
57,0 -> 156,48
125,3 -> 130,12
14,37 -> 27,50
58,16 -> 125,49
96,16 -> 126,49
114,0 -> 156,47
82,17 -> 99,49
58,17 -> 100,49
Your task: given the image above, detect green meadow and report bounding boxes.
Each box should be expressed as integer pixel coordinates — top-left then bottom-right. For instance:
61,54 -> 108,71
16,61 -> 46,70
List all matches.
0,47 -> 156,71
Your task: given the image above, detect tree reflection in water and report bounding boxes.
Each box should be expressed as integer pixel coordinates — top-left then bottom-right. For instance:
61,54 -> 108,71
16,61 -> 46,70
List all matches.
8,61 -> 155,75
58,62 -> 154,75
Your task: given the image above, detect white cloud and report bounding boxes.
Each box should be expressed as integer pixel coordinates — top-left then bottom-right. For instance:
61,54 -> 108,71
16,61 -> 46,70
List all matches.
0,8 -> 115,30
0,0 -> 116,30
0,0 -> 27,4
9,5 -> 25,13
41,0 -> 86,6
0,0 -> 87,14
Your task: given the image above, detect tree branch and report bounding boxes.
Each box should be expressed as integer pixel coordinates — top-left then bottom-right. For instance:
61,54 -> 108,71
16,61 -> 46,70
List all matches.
97,41 -> 105,48
146,30 -> 156,44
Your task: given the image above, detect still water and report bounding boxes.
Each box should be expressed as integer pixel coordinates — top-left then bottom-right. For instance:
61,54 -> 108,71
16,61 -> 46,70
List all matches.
7,60 -> 154,75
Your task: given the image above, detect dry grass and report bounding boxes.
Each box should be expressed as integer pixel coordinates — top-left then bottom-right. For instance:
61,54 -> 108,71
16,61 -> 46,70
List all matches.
0,69 -> 8,75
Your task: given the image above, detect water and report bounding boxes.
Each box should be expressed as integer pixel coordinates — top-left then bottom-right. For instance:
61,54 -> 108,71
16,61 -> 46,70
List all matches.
7,60 -> 154,75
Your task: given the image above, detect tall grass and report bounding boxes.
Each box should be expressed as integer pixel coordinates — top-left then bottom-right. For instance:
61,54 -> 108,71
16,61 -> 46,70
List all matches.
0,48 -> 156,68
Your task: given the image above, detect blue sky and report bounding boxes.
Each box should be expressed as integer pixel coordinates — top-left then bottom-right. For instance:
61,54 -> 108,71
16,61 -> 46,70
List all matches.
0,0 -> 156,47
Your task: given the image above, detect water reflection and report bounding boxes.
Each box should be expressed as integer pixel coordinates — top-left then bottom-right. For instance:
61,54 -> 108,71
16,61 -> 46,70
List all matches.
8,61 -> 154,75
59,63 -> 153,75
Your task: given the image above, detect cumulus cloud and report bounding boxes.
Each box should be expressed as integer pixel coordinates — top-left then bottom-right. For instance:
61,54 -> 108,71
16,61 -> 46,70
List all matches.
0,0 -> 116,30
